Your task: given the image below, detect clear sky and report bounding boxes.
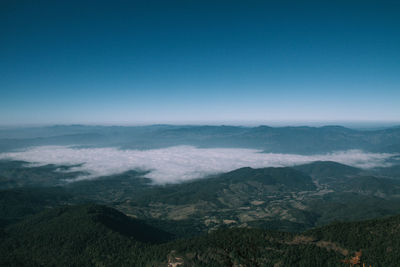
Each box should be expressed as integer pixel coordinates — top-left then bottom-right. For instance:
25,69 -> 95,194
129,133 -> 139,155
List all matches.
1,0 -> 399,125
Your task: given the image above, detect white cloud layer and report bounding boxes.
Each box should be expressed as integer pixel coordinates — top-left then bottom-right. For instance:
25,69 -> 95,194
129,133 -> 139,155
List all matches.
0,146 -> 396,184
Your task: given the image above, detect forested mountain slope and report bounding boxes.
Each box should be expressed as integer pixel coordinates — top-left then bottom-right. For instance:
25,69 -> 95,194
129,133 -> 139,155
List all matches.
1,204 -> 400,266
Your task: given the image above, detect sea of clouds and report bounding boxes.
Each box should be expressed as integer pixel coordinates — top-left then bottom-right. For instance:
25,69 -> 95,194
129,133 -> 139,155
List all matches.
0,145 -> 396,184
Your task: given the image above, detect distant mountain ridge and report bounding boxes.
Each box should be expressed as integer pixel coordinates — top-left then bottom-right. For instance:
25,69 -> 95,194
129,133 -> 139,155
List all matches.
1,124 -> 400,153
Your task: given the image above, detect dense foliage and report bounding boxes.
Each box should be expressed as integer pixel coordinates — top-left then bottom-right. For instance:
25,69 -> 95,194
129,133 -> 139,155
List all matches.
2,204 -> 400,266
0,204 -> 171,266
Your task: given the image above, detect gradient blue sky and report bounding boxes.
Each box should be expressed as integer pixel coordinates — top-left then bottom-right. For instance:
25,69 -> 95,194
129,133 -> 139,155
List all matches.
1,0 -> 399,125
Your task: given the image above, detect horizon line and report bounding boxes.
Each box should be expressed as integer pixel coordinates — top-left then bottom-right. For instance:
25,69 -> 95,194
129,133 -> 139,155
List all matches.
1,120 -> 400,129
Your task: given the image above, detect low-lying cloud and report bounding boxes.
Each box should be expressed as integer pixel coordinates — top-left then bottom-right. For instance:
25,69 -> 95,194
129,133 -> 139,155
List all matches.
0,146 -> 396,184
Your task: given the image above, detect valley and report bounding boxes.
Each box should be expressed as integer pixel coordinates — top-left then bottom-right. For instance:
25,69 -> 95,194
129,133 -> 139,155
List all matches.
2,158 -> 400,236
1,125 -> 400,265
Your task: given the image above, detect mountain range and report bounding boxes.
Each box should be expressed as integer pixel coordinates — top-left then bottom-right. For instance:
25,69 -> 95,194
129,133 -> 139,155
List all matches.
1,125 -> 400,265
1,125 -> 400,153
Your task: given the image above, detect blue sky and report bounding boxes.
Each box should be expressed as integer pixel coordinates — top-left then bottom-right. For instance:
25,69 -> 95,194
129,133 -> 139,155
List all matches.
1,0 -> 399,125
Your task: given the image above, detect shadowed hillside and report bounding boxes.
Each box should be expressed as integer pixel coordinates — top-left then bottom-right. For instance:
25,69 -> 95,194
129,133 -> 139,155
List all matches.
0,204 -> 172,266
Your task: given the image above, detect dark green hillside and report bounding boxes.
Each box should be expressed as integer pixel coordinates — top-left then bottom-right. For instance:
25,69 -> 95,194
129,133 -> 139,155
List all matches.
168,213 -> 400,266
294,161 -> 361,179
66,170 -> 152,204
331,176 -> 400,196
0,204 -> 172,266
63,164 -> 400,235
307,192 -> 400,226
4,204 -> 400,266
294,161 -> 400,197
130,167 -> 315,206
3,161 -> 400,236
165,212 -> 400,266
0,187 -> 72,227
0,204 -> 341,267
218,166 -> 316,191
165,228 -> 342,266
373,164 -> 400,178
306,214 -> 400,266
113,167 -> 317,234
